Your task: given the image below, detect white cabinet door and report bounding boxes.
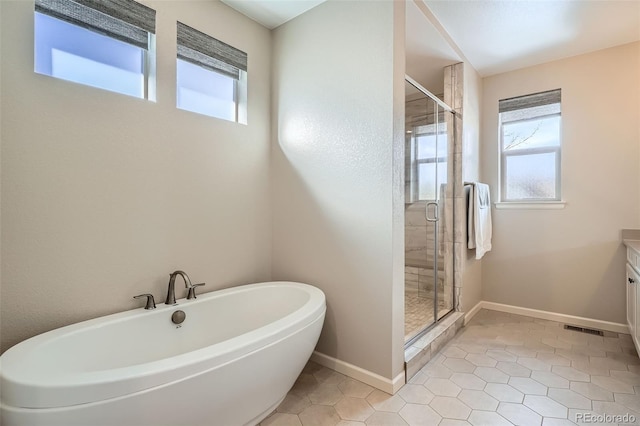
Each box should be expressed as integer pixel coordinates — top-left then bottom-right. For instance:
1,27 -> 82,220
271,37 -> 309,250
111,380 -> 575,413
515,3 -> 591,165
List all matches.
628,263 -> 640,354
628,265 -> 636,332
634,267 -> 640,353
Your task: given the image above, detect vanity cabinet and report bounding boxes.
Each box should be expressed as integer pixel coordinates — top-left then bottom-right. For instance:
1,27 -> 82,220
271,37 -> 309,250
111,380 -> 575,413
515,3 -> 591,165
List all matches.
626,243 -> 640,355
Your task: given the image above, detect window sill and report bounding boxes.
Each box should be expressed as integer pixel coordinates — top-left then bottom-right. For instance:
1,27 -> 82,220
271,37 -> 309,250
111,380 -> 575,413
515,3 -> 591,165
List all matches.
495,201 -> 566,210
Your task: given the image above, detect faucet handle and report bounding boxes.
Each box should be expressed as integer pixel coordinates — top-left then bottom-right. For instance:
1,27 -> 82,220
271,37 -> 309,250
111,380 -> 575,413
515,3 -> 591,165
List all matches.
134,294 -> 156,310
186,283 -> 205,300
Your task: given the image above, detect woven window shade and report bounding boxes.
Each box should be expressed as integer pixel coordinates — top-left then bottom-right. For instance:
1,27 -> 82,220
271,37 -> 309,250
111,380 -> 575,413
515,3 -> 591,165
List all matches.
177,21 -> 247,80
499,89 -> 561,113
35,0 -> 155,50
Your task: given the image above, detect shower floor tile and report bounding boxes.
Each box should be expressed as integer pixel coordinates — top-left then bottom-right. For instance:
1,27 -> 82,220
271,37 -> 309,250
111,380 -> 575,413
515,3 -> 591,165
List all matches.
405,291 -> 449,342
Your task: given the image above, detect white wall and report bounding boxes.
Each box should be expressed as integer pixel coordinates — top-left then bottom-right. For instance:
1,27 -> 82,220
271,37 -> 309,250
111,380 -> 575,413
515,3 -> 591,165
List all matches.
271,0 -> 405,380
480,42 -> 640,324
0,0 -> 272,352
460,62 -> 483,313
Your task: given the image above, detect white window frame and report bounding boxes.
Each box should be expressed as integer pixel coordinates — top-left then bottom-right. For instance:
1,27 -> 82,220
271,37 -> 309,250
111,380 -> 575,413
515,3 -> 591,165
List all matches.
414,124 -> 447,202
176,22 -> 248,124
34,0 -> 156,100
176,58 -> 243,122
500,113 -> 562,202
497,90 -> 563,207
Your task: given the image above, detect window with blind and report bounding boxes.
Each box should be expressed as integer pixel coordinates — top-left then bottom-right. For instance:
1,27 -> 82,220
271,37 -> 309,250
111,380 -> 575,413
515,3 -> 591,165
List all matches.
34,0 -> 156,100
176,22 -> 248,124
499,89 -> 562,202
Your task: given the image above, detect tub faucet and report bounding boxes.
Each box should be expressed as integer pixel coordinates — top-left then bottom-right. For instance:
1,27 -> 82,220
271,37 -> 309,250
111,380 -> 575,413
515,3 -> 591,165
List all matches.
133,294 -> 156,310
165,270 -> 193,305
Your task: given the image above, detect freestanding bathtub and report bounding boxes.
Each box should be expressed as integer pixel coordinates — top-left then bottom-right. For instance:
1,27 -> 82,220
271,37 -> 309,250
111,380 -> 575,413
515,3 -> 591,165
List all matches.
0,281 -> 325,426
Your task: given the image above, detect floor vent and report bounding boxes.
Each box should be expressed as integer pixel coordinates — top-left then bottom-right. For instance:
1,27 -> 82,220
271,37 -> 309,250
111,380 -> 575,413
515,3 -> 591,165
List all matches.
563,324 -> 604,336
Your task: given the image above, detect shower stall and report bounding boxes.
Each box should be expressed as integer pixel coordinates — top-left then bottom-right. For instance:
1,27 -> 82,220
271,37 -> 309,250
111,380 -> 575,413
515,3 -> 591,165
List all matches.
404,76 -> 456,344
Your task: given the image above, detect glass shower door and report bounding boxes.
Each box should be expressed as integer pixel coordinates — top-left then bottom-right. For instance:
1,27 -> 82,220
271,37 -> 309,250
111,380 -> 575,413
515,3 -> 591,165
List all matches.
405,78 -> 455,344
435,103 -> 455,322
417,104 -> 449,324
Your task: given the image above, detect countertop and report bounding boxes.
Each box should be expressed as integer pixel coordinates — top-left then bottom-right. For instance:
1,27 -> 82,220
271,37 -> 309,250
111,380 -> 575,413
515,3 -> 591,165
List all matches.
623,229 -> 640,254
624,239 -> 640,254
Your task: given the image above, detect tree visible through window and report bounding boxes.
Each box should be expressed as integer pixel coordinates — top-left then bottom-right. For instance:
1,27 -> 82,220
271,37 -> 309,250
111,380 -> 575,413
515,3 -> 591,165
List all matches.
499,89 -> 561,201
415,123 -> 448,200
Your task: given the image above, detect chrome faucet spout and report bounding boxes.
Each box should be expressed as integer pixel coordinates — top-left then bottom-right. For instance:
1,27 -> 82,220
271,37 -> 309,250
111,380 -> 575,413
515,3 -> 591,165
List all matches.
165,270 -> 193,305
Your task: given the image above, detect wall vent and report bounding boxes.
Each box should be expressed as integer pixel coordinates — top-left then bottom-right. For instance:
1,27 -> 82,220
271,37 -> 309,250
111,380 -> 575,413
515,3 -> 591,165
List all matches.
563,324 -> 604,336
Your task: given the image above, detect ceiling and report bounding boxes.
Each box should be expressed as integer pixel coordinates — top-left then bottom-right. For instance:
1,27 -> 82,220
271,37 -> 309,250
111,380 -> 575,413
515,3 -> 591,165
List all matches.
425,0 -> 640,76
220,0 -> 325,29
405,0 -> 461,94
222,0 -> 640,77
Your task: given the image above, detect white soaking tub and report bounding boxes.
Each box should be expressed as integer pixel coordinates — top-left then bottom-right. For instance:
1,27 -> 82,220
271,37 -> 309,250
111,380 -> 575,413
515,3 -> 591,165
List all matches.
0,281 -> 325,426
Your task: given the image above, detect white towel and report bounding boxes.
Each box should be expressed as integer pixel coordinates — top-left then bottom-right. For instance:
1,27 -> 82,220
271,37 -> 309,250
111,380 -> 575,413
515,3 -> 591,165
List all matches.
467,183 -> 492,259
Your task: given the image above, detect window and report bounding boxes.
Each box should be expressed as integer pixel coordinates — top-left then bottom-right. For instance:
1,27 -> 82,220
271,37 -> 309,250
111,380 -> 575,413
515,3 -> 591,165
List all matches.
176,22 -> 247,123
34,0 -> 156,99
499,89 -> 561,202
415,122 -> 448,200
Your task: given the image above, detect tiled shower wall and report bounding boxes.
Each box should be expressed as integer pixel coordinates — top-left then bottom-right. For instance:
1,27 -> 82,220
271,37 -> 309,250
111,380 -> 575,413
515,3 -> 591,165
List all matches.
405,266 -> 444,293
444,62 -> 465,312
405,201 -> 444,295
404,84 -> 457,311
403,65 -> 463,374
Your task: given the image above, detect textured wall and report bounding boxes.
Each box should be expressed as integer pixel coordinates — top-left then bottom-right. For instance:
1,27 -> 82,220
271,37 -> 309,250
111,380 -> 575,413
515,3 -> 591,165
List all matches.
0,0 -> 272,352
460,62 -> 483,314
480,42 -> 640,323
271,0 -> 405,379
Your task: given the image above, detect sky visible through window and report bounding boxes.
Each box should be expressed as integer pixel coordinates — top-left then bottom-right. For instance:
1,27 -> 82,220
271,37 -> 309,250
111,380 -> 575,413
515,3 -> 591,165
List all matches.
35,12 -> 145,98
176,59 -> 236,121
501,113 -> 560,200
503,115 -> 560,151
416,129 -> 448,201
35,13 -> 239,120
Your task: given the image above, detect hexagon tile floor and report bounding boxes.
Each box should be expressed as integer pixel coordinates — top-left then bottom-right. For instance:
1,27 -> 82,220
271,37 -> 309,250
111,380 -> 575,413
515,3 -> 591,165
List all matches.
260,309 -> 640,426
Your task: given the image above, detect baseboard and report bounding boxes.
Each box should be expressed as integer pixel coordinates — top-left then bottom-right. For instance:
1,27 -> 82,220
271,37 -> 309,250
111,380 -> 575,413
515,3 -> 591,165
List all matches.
464,301 -> 483,325
311,351 -> 405,394
311,303 -> 627,395
478,301 -> 629,334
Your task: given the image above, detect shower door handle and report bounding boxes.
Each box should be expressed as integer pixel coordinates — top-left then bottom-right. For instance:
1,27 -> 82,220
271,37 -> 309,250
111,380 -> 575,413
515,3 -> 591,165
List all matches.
426,201 -> 439,222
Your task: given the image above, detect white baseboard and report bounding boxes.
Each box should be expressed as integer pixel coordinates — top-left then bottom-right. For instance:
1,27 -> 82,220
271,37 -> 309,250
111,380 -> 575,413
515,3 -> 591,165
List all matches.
464,301 -> 484,325
311,303 -> 628,396
311,351 -> 405,394
472,301 -> 629,334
